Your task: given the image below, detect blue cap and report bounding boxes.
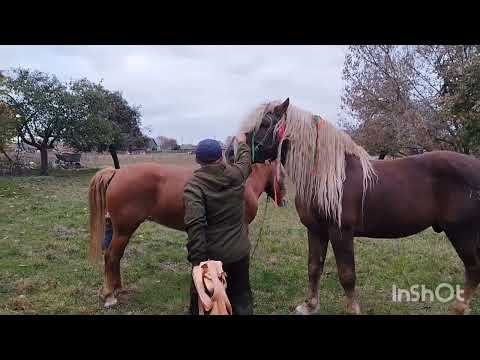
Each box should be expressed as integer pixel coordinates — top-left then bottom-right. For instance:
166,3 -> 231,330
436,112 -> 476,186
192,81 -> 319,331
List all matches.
195,139 -> 222,163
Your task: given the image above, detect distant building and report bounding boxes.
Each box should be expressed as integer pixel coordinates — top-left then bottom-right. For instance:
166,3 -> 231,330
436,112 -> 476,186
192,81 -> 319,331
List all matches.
128,148 -> 147,155
179,144 -> 197,152
156,136 -> 179,151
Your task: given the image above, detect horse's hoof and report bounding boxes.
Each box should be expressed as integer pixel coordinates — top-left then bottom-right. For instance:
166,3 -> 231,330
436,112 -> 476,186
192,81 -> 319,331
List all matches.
346,301 -> 361,315
98,288 -> 107,301
294,301 -> 319,315
450,301 -> 469,315
104,294 -> 118,308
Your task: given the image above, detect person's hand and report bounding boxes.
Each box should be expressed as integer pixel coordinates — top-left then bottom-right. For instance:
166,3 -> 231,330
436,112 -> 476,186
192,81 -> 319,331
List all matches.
236,132 -> 247,143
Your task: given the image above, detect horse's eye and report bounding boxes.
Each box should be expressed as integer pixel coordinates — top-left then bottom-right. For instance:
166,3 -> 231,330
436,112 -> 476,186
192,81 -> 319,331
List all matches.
261,115 -> 272,128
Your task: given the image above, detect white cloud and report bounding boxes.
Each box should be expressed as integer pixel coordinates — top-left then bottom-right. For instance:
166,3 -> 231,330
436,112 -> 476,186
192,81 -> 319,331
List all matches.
0,45 -> 346,144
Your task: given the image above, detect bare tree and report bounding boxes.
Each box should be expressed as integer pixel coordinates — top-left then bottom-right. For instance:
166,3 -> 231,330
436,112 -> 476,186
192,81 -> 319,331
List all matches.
341,46 -> 437,158
341,45 -> 480,157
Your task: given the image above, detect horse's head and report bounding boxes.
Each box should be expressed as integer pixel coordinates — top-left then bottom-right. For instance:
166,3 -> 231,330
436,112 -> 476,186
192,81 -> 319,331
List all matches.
246,97 -> 290,164
226,118 -> 289,207
267,159 -> 289,207
251,159 -> 289,208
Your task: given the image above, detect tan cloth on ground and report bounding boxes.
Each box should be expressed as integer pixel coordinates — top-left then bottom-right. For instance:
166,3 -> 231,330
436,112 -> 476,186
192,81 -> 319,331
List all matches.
192,260 -> 232,315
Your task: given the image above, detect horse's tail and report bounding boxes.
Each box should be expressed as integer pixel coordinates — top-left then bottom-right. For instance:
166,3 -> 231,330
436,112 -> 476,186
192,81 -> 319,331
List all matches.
89,167 -> 116,265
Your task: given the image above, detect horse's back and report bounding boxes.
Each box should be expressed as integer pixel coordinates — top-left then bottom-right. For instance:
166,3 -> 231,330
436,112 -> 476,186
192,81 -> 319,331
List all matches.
374,150 -> 479,169
371,151 -> 480,186
106,163 -> 194,230
424,151 -> 480,226
353,151 -> 480,237
423,151 -> 480,185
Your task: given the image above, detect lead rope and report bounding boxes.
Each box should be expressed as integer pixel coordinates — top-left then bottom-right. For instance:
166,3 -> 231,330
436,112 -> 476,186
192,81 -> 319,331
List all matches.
251,195 -> 270,259
251,132 -> 255,162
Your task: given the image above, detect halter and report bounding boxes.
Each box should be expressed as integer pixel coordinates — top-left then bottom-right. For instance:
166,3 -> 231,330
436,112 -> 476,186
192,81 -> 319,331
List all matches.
251,112 -> 287,162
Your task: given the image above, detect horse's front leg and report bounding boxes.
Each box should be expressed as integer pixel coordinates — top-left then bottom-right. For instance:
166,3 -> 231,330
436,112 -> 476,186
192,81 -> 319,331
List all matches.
295,226 -> 329,315
329,226 -> 360,315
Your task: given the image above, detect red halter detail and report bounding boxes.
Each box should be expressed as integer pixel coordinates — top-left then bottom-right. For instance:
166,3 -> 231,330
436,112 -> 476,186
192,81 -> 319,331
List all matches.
311,115 -> 326,175
273,120 -> 286,207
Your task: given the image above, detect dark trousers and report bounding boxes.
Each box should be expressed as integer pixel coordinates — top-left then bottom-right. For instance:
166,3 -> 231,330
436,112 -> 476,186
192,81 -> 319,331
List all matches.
190,255 -> 253,315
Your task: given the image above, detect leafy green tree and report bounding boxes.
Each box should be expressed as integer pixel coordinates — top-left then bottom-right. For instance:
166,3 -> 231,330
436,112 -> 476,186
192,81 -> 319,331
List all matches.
66,78 -> 146,168
0,102 -> 17,162
0,71 -> 17,162
435,46 -> 480,154
0,68 -> 73,174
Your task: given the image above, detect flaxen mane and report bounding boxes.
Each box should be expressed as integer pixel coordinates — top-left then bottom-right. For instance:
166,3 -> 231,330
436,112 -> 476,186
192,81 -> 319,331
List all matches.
240,100 -> 376,225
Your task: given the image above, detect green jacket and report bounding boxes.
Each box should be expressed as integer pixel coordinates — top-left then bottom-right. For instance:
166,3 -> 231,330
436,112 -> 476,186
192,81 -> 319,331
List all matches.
183,142 -> 252,266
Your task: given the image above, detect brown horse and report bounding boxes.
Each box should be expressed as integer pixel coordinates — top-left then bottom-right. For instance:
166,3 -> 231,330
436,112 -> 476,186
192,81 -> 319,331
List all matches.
88,159 -> 287,307
240,98 -> 480,315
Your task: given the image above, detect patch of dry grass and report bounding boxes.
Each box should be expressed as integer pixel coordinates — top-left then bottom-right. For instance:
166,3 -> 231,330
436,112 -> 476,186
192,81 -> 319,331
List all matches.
81,152 -> 199,170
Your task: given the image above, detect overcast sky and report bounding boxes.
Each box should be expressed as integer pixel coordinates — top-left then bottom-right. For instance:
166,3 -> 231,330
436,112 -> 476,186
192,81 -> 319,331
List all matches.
1,45 -> 347,144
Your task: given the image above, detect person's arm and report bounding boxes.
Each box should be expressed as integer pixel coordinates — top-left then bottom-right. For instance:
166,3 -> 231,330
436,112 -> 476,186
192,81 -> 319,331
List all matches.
232,133 -> 252,180
183,182 -> 208,266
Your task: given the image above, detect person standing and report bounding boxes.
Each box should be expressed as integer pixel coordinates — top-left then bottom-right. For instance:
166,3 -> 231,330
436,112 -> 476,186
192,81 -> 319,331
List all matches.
183,134 -> 253,315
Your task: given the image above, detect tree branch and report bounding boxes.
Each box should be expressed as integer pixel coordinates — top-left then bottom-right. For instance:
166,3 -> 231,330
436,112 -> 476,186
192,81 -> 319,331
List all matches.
23,124 -> 37,146
17,131 -> 36,148
48,135 -> 59,148
0,145 -> 13,163
434,137 -> 456,148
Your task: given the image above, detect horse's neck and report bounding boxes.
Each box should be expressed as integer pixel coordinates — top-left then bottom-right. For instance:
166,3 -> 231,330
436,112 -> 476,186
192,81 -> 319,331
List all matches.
247,164 -> 270,199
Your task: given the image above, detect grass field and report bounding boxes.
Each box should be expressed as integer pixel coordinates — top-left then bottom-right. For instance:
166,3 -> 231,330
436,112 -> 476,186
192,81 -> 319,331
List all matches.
0,153 -> 476,315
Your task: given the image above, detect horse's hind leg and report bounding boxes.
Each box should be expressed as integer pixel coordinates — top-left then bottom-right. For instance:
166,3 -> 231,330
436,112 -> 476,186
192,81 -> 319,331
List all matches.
445,226 -> 480,315
295,226 -> 329,315
329,227 -> 360,315
101,226 -> 136,308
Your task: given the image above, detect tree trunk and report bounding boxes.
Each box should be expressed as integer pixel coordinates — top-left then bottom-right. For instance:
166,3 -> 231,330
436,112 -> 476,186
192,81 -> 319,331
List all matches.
109,145 -> 120,169
0,146 -> 13,163
40,146 -> 48,175
378,151 -> 388,160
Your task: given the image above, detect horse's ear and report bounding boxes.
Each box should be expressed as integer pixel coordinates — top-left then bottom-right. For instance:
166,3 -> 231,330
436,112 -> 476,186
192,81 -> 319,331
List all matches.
273,98 -> 289,117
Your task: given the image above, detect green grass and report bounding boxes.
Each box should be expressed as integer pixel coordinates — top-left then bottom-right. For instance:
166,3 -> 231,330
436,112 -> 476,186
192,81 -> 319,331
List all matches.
0,158 -> 476,315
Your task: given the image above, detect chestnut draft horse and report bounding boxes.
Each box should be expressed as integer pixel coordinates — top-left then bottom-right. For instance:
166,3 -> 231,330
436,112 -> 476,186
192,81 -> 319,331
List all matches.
88,159 -> 287,307
240,98 -> 480,315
